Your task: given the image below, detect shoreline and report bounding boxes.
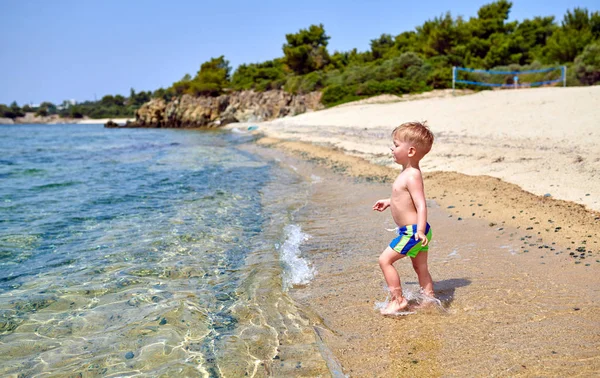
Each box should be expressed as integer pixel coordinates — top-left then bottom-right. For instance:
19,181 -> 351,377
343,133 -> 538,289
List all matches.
229,85 -> 600,375
76,117 -> 134,125
0,117 -> 134,125
253,136 -> 599,270
244,136 -> 600,376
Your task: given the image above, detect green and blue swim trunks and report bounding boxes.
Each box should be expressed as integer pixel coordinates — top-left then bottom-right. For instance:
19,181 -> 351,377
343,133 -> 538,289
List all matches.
389,223 -> 432,258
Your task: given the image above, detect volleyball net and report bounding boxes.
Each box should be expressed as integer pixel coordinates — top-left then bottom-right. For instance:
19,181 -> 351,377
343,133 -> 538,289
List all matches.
452,66 -> 566,90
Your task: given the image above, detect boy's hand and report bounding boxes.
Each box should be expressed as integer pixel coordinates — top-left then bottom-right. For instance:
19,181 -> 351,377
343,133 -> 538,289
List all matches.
415,231 -> 429,246
372,199 -> 390,212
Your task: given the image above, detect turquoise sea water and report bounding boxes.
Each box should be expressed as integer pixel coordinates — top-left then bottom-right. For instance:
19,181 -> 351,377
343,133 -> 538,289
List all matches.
0,124 -> 326,376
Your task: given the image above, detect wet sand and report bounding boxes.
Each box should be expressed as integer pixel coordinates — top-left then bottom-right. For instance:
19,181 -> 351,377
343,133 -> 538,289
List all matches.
243,136 -> 600,377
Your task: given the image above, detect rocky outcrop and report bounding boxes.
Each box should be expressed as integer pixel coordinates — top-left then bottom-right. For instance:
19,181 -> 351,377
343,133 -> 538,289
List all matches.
130,90 -> 323,128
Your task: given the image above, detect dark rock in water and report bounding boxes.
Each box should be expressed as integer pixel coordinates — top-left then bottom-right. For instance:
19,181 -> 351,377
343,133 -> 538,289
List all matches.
105,120 -> 119,128
125,351 -> 134,359
159,317 -> 167,325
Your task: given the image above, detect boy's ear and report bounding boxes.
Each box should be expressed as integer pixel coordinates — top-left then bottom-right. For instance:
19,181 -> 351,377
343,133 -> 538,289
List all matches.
408,146 -> 417,157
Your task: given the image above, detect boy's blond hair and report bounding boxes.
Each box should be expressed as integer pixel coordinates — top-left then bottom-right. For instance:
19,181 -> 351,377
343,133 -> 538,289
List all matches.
392,121 -> 434,153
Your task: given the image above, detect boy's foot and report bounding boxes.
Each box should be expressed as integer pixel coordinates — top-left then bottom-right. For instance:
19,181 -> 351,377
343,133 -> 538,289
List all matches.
380,297 -> 409,315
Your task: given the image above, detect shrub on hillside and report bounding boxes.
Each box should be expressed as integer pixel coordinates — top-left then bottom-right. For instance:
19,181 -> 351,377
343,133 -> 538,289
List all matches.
574,42 -> 600,85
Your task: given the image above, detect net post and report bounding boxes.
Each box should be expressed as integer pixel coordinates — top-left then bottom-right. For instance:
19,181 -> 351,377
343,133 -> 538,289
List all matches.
562,66 -> 567,87
452,66 -> 456,95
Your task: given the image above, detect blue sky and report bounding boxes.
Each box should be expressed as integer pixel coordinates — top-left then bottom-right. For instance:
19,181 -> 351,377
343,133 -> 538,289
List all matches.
1,0 -> 597,105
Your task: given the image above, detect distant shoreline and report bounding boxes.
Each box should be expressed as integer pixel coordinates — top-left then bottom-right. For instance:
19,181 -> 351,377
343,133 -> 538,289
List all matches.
0,117 -> 134,125
76,118 -> 134,125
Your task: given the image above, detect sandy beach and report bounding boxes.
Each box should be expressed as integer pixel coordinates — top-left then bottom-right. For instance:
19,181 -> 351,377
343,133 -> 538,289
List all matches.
76,117 -> 134,125
230,86 -> 600,376
248,86 -> 600,212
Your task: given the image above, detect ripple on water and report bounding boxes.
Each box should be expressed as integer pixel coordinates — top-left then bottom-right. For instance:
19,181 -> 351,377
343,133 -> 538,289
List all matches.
0,126 -> 332,376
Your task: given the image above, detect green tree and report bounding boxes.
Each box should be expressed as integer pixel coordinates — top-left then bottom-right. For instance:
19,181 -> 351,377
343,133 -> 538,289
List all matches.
417,12 -> 462,57
574,42 -> 600,85
231,59 -> 286,91
69,106 -> 84,118
114,95 -> 126,106
100,95 -> 118,107
510,16 -> 557,63
0,102 -> 23,118
392,31 -> 419,55
472,0 -> 513,40
152,87 -> 175,101
0,104 -> 10,118
10,101 -> 24,117
172,74 -> 192,95
129,88 -> 152,106
185,56 -> 231,96
370,34 -> 394,60
283,24 -> 330,74
543,8 -> 597,63
36,102 -> 57,116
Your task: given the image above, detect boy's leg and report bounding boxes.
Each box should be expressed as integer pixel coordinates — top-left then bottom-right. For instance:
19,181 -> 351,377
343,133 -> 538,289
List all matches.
378,246 -> 408,313
410,251 -> 434,297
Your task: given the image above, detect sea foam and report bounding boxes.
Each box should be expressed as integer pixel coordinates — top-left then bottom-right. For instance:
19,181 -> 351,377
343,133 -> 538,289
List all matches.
280,224 -> 315,288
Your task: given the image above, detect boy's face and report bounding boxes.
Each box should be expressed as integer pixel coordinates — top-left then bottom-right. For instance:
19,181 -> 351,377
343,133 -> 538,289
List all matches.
390,138 -> 415,165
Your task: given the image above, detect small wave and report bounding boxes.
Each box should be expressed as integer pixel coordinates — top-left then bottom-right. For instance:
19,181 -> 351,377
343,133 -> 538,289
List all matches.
32,181 -> 80,190
280,225 -> 315,288
374,285 -> 446,314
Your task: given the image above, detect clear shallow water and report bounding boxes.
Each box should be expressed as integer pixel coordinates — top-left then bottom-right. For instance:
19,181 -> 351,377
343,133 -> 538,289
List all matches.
0,124 -> 325,376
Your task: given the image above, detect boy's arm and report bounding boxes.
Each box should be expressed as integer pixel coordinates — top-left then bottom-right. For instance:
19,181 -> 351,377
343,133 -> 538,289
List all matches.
406,172 -> 428,246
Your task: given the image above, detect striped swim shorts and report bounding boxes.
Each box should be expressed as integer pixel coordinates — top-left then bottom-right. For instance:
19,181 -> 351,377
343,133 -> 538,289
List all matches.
389,223 -> 432,258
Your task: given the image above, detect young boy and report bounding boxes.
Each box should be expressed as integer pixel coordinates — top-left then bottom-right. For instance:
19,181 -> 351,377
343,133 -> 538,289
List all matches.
372,121 -> 434,314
